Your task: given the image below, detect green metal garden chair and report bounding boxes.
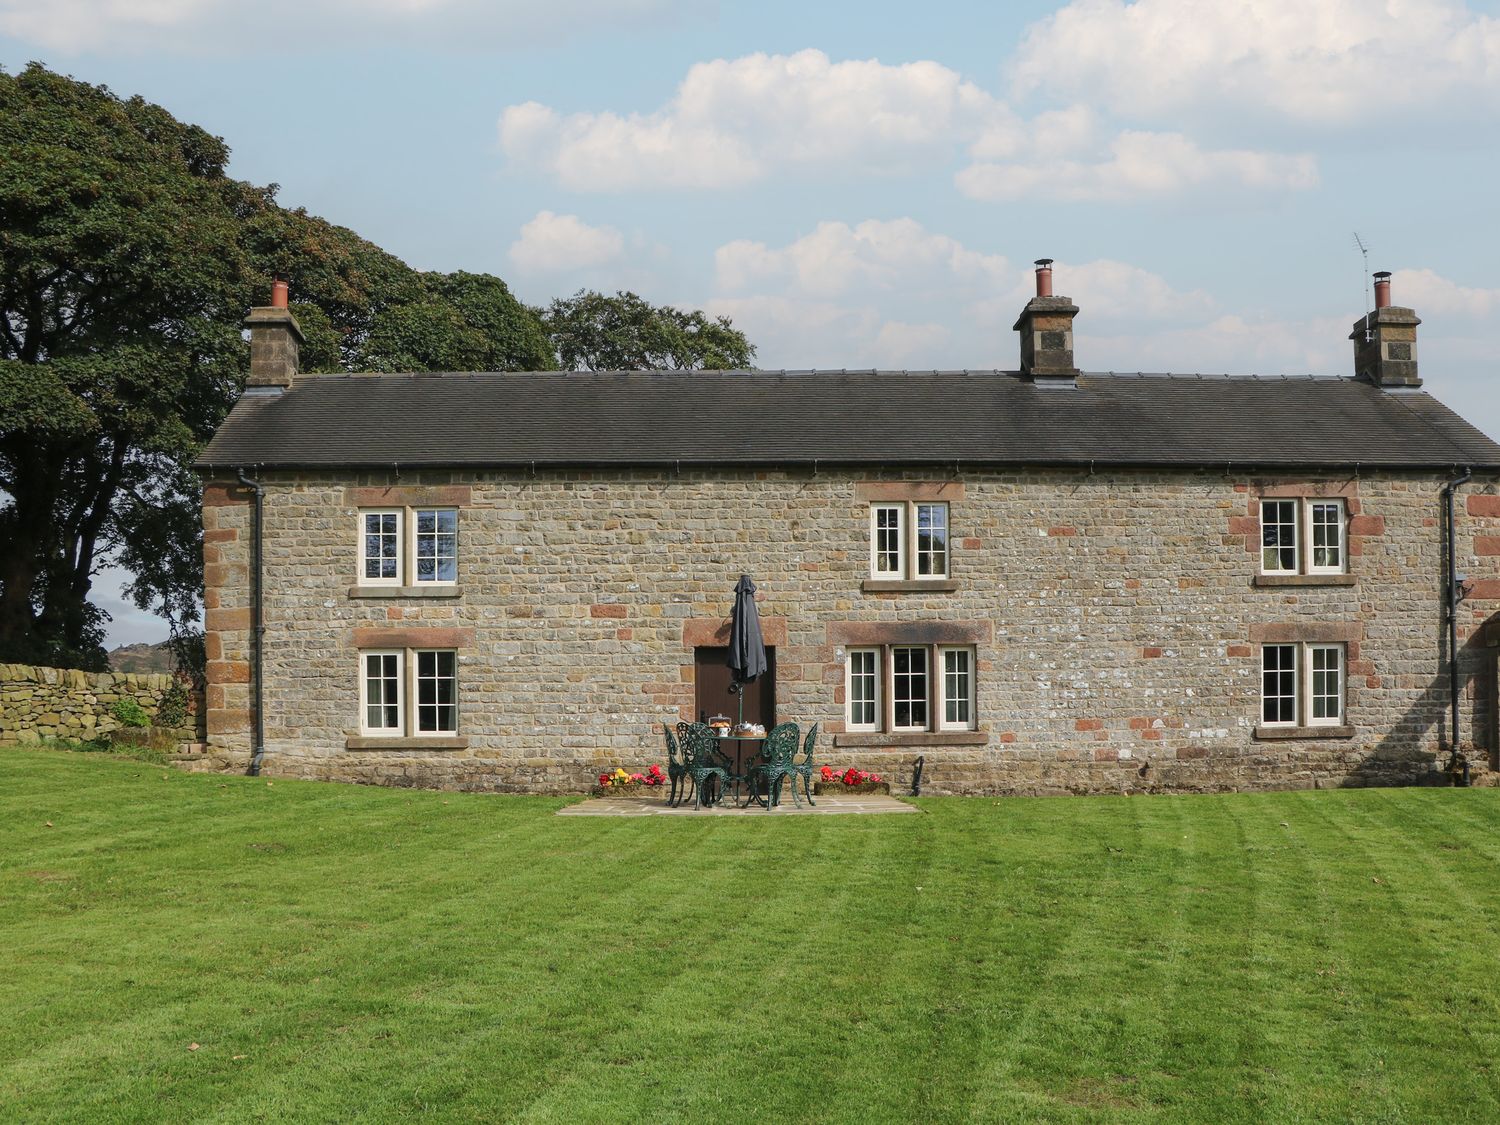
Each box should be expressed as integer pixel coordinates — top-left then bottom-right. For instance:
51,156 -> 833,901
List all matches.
680,722 -> 730,810
664,723 -> 692,808
750,722 -> 801,810
786,722 -> 818,807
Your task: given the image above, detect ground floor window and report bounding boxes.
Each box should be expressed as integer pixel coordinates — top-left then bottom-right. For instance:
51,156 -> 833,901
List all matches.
845,644 -> 976,733
360,649 -> 458,736
1261,643 -> 1344,727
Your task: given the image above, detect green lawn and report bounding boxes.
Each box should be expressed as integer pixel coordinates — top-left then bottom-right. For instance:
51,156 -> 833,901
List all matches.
4,751 -> 1500,1123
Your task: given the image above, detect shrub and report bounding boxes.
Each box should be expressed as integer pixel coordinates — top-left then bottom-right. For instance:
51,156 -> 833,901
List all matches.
156,682 -> 189,728
110,698 -> 150,728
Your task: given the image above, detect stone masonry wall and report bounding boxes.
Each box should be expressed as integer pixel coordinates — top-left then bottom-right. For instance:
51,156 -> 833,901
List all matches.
200,467 -> 1500,795
0,663 -> 188,744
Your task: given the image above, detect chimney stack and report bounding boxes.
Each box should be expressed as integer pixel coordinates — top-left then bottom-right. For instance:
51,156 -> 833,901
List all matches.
1350,270 -> 1420,388
1014,259 -> 1079,383
245,280 -> 304,390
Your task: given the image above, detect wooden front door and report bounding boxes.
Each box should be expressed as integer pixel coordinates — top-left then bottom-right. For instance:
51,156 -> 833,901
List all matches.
694,646 -> 776,727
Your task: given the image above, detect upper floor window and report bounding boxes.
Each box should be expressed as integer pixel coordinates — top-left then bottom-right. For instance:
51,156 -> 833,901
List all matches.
358,507 -> 459,586
870,502 -> 948,580
361,510 -> 403,585
1261,499 -> 1345,575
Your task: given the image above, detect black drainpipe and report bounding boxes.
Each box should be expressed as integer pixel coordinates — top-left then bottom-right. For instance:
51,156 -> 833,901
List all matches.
235,468 -> 265,777
1443,467 -> 1472,782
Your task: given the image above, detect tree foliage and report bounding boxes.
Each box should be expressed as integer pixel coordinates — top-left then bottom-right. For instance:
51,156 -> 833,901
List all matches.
0,64 -> 552,671
542,290 -> 756,372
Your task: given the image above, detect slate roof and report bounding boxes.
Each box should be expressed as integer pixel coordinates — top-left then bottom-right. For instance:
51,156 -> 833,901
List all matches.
194,369 -> 1500,471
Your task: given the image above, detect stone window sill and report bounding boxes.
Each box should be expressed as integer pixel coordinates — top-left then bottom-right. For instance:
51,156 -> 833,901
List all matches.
1252,725 -> 1354,741
1252,574 -> 1357,588
345,736 -> 469,751
833,731 -> 988,748
861,579 -> 960,593
347,585 -> 463,599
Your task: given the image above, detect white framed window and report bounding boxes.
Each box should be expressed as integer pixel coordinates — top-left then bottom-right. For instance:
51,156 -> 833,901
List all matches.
413,508 -> 459,584
869,501 -> 949,580
358,506 -> 461,586
359,648 -> 458,737
940,646 -> 974,730
1260,501 -> 1298,574
360,510 -> 403,585
844,643 -> 977,733
845,648 -> 881,731
891,646 -> 931,731
915,503 -> 948,577
1308,645 -> 1344,725
361,650 -> 404,735
871,505 -> 904,577
415,650 -> 459,733
1308,501 -> 1345,574
1261,644 -> 1297,725
1259,498 -> 1346,575
1260,643 -> 1345,727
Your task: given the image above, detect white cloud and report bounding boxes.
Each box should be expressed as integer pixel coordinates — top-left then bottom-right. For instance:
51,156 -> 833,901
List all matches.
1391,267 -> 1500,320
707,219 -> 1217,369
501,49 -> 1009,191
500,48 -> 1320,202
1081,315 -> 1350,378
874,321 -> 952,366
0,0 -> 694,52
702,296 -> 888,369
714,218 -> 1009,298
1011,0 -> 1500,125
508,211 -> 625,274
957,130 -> 1318,202
975,258 -> 1217,326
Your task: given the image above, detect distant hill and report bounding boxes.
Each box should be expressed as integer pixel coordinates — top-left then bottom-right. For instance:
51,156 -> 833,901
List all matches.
108,642 -> 176,675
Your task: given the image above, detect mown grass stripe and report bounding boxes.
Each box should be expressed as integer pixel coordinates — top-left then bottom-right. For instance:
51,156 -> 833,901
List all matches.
7,751 -> 1500,1122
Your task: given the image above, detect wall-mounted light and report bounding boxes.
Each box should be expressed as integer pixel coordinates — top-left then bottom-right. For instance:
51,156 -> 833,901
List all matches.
834,646 -> 846,664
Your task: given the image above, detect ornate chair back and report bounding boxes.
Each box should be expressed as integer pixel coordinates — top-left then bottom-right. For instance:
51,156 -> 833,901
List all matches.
797,723 -> 818,769
663,723 -> 683,770
681,722 -> 720,768
763,722 -> 800,769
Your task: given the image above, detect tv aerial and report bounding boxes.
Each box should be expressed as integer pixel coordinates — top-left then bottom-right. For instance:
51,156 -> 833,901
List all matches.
1353,232 -> 1373,341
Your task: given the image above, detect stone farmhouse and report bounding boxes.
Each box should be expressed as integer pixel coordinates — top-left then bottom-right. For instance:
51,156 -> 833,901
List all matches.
195,265 -> 1500,794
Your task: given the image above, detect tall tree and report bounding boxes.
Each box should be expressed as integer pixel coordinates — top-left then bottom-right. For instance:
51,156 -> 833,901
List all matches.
0,64 -> 553,670
0,65 -> 250,669
542,290 -> 756,371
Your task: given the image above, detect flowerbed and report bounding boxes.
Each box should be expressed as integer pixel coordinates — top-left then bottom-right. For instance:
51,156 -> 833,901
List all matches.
592,765 -> 668,798
812,766 -> 891,796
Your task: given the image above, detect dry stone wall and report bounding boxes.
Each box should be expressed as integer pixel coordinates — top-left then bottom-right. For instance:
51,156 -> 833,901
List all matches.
0,663 -> 189,744
199,467 -> 1500,795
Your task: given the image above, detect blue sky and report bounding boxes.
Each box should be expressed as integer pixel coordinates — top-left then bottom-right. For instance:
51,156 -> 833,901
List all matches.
5,0 -> 1499,645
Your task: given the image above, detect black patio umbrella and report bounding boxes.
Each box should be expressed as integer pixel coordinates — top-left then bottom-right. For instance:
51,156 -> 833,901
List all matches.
726,574 -> 767,727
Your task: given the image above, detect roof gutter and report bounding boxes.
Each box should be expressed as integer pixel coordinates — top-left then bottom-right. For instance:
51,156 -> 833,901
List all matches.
194,458 -> 1500,475
235,468 -> 266,777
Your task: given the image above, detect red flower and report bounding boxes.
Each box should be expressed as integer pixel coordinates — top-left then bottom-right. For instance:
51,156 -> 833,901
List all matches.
598,773 -> 611,786
870,774 -> 882,784
820,765 -> 834,781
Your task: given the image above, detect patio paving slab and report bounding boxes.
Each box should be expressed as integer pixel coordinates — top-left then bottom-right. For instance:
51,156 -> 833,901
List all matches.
557,794 -> 919,817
